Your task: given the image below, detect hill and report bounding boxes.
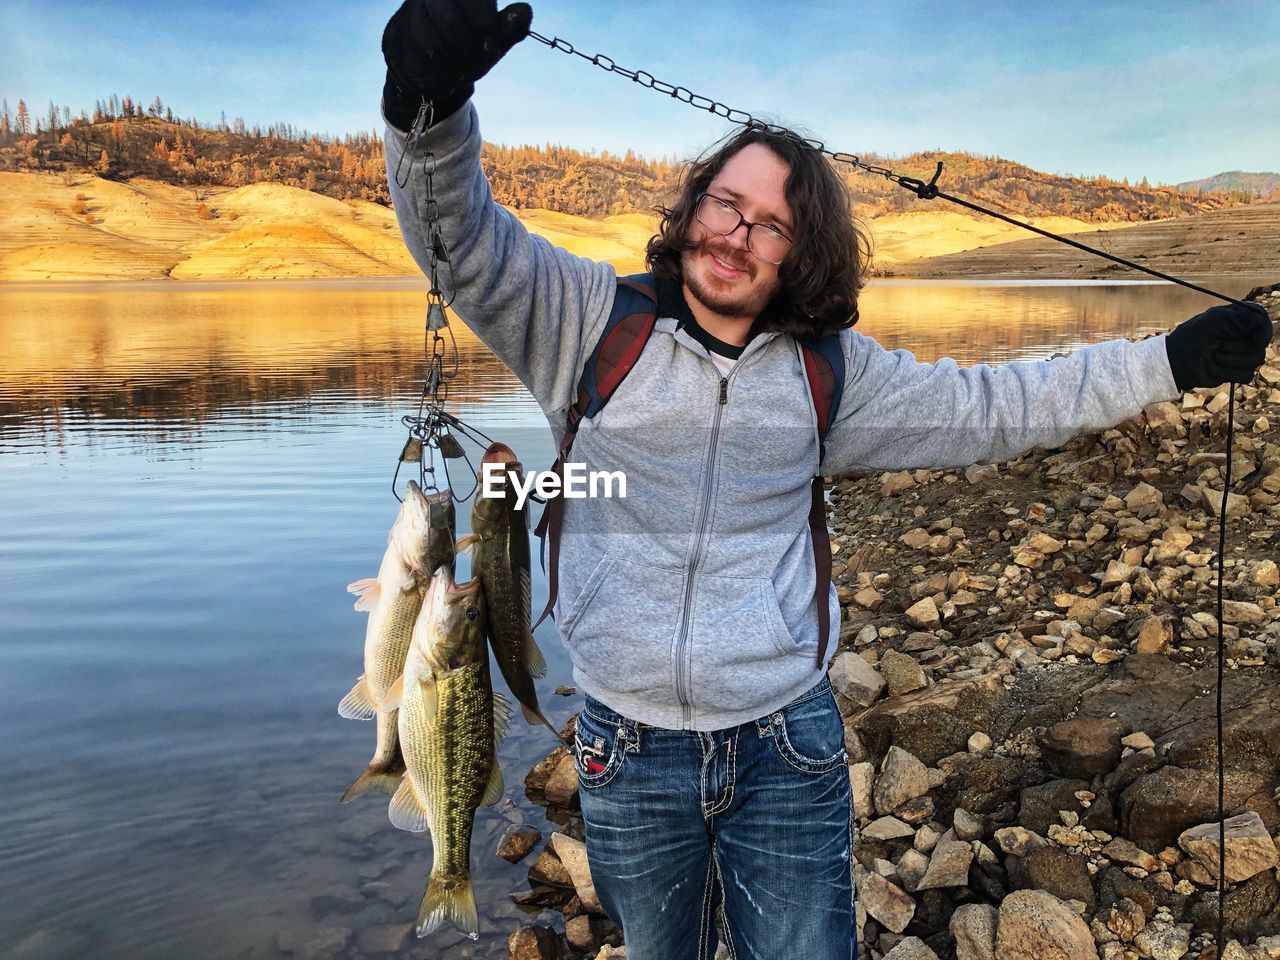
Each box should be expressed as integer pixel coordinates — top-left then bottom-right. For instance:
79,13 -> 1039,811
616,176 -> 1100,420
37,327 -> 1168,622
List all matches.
894,201 -> 1280,279
1176,171 -> 1280,200
0,95 -> 1257,223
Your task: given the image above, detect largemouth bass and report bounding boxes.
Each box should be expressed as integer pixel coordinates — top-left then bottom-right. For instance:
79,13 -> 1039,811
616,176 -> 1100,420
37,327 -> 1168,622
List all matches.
338,480 -> 455,802
388,568 -> 510,940
459,443 -> 559,741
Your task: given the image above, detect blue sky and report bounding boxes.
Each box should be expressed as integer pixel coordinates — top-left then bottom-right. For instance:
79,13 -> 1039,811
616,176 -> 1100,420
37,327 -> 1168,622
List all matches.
3,0 -> 1277,185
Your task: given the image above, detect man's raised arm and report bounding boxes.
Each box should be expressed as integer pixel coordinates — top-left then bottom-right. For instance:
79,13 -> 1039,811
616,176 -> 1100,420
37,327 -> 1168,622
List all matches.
380,0 -> 617,418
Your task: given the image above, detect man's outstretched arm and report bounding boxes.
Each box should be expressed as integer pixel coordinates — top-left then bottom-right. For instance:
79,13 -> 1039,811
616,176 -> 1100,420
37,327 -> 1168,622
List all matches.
821,301 -> 1274,475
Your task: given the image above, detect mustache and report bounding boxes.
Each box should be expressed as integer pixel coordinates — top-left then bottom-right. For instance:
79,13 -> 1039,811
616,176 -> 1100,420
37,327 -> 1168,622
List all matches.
698,238 -> 754,276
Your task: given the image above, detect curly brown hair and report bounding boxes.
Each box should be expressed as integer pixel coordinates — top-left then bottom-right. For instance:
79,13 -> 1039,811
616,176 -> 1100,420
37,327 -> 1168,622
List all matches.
645,122 -> 873,340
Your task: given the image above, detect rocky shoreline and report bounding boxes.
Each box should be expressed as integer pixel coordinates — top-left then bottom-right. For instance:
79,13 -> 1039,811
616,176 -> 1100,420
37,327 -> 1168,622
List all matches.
498,287 -> 1280,960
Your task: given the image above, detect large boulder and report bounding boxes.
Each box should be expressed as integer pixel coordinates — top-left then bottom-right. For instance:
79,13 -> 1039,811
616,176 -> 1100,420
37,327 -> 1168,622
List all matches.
1120,765 -> 1267,850
995,889 -> 1098,960
1038,716 -> 1126,778
1178,811 -> 1280,883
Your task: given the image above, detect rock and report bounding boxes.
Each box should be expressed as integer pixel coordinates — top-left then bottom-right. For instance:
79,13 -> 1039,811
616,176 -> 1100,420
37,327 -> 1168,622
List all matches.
882,936 -> 939,960
904,596 -> 941,630
1101,560 -> 1135,588
1125,482 -> 1164,516
1144,401 -> 1186,439
526,746 -> 570,793
1102,837 -> 1161,873
1150,526 -> 1194,563
564,915 -> 620,954
874,747 -> 930,814
508,925 -> 563,960
828,651 -> 885,710
950,902 -> 997,960
288,927 -> 353,960
1039,717 -> 1126,778
308,886 -> 364,917
968,731 -> 993,754
995,889 -> 1098,960
544,752 -> 580,808
1188,870 -> 1280,939
1202,487 -> 1251,519
916,830 -> 974,889
1019,779 -> 1093,836
550,834 -> 604,914
995,826 -> 1048,856
895,794 -> 934,824
1009,846 -> 1095,905
897,847 -> 931,891
1105,896 -> 1146,940
1120,732 -> 1155,751
854,866 -> 916,933
1120,766 -> 1266,851
1255,559 -> 1280,587
1132,923 -> 1190,960
953,808 -> 984,841
880,705 -> 975,765
1222,599 -> 1267,625
356,924 -> 413,955
850,762 -> 875,817
498,824 -> 543,863
965,463 -> 999,484
1135,615 -> 1175,654
1177,811 -> 1280,883
854,585 -> 885,609
881,470 -> 916,496
528,844 -> 574,888
863,816 -> 916,841
880,650 -> 928,696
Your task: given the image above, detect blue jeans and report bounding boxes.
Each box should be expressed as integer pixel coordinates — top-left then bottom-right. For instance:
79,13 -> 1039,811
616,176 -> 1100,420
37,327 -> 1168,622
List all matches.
575,678 -> 856,960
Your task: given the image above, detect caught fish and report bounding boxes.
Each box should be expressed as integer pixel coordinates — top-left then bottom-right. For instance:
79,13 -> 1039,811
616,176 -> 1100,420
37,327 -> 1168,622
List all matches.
458,443 -> 560,741
387,568 -> 510,940
338,480 -> 456,802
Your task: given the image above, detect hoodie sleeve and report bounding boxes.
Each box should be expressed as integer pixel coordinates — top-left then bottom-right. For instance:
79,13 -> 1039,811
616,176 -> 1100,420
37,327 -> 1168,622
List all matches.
383,99 -> 617,420
820,329 -> 1181,475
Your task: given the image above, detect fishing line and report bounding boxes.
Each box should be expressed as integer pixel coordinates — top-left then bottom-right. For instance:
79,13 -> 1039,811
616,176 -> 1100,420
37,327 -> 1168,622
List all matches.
518,30 -> 1264,954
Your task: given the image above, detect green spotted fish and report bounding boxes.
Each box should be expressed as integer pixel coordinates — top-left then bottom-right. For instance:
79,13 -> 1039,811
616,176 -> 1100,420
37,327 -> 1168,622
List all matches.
387,567 -> 510,940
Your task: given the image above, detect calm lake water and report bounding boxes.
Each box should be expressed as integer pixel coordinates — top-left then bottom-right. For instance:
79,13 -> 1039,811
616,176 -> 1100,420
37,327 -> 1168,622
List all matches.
0,275 -> 1267,960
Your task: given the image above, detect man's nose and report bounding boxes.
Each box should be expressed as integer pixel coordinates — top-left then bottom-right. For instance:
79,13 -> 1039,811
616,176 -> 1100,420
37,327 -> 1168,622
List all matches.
723,220 -> 751,249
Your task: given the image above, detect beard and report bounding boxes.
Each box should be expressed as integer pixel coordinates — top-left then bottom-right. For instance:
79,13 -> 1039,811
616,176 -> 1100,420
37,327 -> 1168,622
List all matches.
681,237 -> 780,322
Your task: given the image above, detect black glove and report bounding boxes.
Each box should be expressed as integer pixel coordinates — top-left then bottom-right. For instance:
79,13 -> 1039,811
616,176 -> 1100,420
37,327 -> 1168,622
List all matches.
1164,301 -> 1274,392
382,0 -> 532,131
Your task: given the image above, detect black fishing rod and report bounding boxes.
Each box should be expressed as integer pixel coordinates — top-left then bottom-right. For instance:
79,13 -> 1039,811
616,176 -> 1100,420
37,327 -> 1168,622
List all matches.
521,28 -> 1271,956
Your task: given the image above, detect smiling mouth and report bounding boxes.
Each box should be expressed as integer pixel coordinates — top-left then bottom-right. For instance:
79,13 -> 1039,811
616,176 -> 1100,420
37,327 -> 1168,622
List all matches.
706,249 -> 748,278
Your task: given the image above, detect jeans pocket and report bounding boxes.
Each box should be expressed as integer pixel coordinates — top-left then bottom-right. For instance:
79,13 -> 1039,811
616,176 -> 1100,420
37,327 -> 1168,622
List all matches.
573,705 -> 626,789
769,683 -> 848,775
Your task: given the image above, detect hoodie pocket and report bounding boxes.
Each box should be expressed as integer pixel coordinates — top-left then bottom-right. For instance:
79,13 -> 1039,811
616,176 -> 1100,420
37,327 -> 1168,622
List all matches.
688,572 -> 811,710
562,555 -> 685,698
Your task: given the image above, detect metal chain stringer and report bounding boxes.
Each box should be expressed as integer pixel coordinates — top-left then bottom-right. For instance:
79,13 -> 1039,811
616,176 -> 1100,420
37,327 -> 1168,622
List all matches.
391,98 -> 496,503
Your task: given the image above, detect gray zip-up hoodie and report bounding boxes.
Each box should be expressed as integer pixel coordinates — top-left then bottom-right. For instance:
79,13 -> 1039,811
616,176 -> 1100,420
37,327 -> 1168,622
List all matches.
384,101 -> 1180,732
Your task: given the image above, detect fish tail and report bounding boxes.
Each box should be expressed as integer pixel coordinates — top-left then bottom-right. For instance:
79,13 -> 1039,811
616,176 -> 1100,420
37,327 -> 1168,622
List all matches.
416,873 -> 478,940
339,764 -> 404,803
522,703 -> 565,744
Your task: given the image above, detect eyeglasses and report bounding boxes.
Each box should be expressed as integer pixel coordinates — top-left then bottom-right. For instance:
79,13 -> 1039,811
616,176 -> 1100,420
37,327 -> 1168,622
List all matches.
694,193 -> 793,265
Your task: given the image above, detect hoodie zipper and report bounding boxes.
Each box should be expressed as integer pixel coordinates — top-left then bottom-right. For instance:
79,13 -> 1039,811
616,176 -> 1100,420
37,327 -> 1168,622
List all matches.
673,373 -> 730,727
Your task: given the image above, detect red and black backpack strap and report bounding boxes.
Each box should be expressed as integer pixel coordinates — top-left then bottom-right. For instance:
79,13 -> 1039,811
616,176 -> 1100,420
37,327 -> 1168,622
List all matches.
532,273 -> 658,627
798,333 -> 846,668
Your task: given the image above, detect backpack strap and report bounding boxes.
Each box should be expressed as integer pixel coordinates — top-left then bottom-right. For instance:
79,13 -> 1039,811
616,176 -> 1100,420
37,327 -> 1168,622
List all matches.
533,273 -> 657,628
798,334 -> 846,668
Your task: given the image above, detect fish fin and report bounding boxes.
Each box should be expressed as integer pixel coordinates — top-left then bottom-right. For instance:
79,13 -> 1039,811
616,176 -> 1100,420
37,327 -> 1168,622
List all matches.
388,778 -> 429,832
340,766 -> 404,803
417,875 -> 478,940
347,577 -> 380,612
454,534 -> 480,559
419,677 -> 439,722
337,677 -> 376,720
384,675 -> 404,711
492,690 -> 513,745
481,759 -> 505,806
522,702 -> 563,742
524,635 -> 547,680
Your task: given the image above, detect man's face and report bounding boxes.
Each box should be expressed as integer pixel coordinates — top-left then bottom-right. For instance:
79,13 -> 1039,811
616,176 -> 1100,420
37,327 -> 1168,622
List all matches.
682,143 -> 793,322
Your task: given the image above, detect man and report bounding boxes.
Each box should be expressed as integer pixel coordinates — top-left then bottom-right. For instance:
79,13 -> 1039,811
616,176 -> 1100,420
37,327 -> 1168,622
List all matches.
379,2 -> 1274,957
